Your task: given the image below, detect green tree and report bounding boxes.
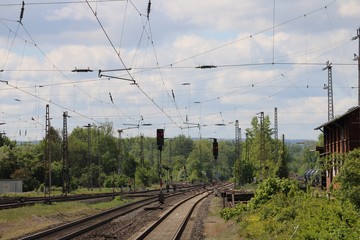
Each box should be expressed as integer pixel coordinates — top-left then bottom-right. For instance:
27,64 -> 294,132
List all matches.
337,148 -> 360,209
275,140 -> 289,178
187,140 -> 213,182
0,146 -> 17,178
238,115 -> 277,183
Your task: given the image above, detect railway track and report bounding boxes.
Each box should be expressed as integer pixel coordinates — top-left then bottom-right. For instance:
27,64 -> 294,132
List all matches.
17,184 -> 208,240
129,189 -> 212,240
15,183 -> 229,240
0,183 -> 198,210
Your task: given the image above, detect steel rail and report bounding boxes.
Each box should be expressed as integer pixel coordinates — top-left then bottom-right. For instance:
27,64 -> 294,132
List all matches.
18,187 -> 202,240
19,196 -> 159,240
129,183 -> 233,240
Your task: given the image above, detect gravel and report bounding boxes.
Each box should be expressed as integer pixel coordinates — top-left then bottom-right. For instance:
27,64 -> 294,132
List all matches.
189,195 -> 213,240
75,191 -> 208,240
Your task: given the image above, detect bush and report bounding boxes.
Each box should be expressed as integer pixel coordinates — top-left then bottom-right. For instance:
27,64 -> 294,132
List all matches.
220,203 -> 247,221
337,148 -> 360,210
249,177 -> 299,209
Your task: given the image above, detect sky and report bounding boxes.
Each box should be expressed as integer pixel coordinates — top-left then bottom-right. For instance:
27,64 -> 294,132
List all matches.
0,0 -> 359,142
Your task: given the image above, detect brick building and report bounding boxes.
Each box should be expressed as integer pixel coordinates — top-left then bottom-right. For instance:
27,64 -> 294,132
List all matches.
314,106 -> 360,189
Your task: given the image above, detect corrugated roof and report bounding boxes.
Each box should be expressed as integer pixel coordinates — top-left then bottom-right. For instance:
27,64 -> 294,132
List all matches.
314,105 -> 360,130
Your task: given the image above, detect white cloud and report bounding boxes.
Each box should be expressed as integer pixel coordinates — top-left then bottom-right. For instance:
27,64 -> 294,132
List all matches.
0,0 -> 360,140
339,0 -> 360,18
45,5 -> 92,21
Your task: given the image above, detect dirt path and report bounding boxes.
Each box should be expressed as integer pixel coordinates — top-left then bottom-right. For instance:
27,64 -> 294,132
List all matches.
202,195 -> 239,240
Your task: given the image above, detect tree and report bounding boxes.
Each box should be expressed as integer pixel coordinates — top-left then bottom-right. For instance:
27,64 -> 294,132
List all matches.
0,146 -> 17,179
187,140 -> 213,182
0,134 -> 15,148
275,142 -> 289,178
337,148 -> 360,209
238,115 -> 277,183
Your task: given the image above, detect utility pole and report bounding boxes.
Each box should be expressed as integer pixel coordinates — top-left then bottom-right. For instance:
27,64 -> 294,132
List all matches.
97,127 -> 102,191
117,129 -> 122,175
62,111 -> 69,195
140,135 -> 144,168
156,129 -> 165,204
323,61 -> 334,121
257,111 -> 264,181
282,134 -> 285,165
235,120 -> 241,158
84,124 -> 92,190
245,132 -> 250,162
274,107 -> 278,163
352,28 -> 360,105
44,104 -> 51,200
235,121 -> 242,187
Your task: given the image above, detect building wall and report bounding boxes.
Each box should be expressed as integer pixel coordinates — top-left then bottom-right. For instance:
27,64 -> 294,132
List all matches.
322,108 -> 360,190
0,180 -> 23,194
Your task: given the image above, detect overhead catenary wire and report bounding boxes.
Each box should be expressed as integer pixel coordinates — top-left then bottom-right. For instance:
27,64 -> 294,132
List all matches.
156,0 -> 338,69
0,0 -> 355,140
0,5 -> 138,127
0,0 -> 126,7
86,0 -> 183,129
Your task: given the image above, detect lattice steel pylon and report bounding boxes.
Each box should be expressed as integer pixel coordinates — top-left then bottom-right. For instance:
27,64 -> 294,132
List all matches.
62,111 -> 69,195
235,120 -> 241,158
323,61 -> 334,121
257,111 -> 265,181
117,130 -> 122,175
234,120 -> 242,187
44,104 -> 51,198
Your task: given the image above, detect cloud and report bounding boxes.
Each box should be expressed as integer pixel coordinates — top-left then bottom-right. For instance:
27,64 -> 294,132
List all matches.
339,0 -> 360,18
45,4 -> 93,21
0,0 -> 359,141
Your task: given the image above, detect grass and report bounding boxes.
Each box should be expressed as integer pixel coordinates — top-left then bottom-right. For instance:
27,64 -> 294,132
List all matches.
237,183 -> 257,192
0,196 -> 132,240
203,197 -> 239,240
0,187 -> 121,198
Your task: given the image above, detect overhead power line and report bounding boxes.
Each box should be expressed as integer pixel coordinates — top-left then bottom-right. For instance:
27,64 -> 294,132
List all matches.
0,0 -> 125,7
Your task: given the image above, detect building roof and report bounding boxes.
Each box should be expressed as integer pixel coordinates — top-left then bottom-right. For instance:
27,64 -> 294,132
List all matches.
314,105 -> 360,130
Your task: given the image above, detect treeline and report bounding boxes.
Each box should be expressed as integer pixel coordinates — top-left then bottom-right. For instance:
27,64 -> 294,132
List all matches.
0,115 -> 321,192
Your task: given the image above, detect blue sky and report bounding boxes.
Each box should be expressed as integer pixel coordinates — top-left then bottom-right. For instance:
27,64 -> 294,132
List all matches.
0,0 -> 359,141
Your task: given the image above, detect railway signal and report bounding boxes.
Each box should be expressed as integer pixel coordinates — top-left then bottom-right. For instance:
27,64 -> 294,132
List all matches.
156,129 -> 165,203
156,129 -> 164,150
213,138 -> 218,159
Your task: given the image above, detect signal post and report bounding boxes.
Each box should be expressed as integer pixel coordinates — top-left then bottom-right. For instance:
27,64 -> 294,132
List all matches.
156,129 -> 165,204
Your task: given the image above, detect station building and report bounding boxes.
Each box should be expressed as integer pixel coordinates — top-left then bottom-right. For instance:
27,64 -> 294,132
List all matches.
314,106 -> 360,189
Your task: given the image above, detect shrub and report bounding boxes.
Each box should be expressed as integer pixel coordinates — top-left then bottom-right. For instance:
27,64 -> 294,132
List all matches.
220,203 -> 247,221
249,177 -> 299,209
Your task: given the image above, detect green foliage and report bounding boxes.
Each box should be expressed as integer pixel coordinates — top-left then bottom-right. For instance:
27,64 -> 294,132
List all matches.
287,140 -> 318,176
220,203 -> 247,221
337,148 -> 360,210
220,185 -> 360,239
135,166 -> 153,187
249,178 -> 299,208
103,174 -> 128,188
275,147 -> 288,178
